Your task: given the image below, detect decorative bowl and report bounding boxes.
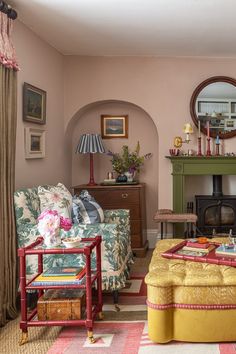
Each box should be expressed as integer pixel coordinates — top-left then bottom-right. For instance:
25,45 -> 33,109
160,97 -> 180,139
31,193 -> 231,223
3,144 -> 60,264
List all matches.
169,148 -> 180,156
62,237 -> 81,248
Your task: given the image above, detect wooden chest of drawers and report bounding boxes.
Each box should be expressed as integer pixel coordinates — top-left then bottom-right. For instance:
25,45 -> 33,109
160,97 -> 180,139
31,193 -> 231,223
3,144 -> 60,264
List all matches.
73,184 -> 148,257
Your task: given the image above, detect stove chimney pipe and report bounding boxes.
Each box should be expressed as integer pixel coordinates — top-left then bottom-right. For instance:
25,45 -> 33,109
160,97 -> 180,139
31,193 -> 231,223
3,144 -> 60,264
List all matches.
212,175 -> 223,197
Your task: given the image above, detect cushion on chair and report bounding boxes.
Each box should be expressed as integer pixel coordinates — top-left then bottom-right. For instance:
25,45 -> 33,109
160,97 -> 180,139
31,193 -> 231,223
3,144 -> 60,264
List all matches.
72,190 -> 104,224
38,183 -> 72,219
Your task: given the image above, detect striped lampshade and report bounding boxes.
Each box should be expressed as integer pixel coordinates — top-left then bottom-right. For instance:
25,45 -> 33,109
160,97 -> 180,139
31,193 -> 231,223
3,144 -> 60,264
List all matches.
76,134 -> 106,154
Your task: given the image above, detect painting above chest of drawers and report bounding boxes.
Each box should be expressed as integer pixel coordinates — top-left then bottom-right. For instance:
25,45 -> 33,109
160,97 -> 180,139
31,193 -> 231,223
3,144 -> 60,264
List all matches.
73,183 -> 148,257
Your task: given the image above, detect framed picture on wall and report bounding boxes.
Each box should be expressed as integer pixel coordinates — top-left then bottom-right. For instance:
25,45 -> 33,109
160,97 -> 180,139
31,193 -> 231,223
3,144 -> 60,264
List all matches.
25,127 -> 45,159
101,115 -> 128,139
23,83 -> 46,124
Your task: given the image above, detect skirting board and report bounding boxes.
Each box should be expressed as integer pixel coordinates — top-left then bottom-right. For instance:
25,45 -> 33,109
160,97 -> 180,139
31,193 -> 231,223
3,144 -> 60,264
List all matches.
147,229 -> 173,248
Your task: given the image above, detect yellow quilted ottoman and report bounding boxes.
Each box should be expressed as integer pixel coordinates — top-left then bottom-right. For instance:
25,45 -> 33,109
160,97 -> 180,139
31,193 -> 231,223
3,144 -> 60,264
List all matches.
145,238 -> 236,343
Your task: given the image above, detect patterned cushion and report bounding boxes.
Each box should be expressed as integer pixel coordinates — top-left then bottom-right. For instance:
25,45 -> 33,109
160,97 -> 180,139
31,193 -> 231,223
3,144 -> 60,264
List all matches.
38,183 -> 72,219
72,190 -> 104,224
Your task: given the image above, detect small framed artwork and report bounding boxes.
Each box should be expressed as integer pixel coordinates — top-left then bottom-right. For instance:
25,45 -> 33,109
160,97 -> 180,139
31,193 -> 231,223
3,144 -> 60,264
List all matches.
25,127 -> 45,159
23,83 -> 46,124
101,115 -> 128,139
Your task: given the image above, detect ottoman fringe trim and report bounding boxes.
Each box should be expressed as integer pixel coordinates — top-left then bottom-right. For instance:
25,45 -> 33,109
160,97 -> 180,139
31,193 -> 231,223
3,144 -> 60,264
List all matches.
146,299 -> 236,310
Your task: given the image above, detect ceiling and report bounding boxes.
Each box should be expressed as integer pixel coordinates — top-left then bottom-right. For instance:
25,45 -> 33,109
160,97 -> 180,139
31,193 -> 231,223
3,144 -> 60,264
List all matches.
8,0 -> 236,57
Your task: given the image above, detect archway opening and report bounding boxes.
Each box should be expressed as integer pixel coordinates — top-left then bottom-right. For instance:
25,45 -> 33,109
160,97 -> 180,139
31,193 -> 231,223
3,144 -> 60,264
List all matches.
65,99 -> 159,242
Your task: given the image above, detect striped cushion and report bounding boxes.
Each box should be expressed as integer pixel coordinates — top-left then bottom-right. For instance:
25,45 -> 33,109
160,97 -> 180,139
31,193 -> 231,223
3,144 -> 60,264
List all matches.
72,190 -> 104,224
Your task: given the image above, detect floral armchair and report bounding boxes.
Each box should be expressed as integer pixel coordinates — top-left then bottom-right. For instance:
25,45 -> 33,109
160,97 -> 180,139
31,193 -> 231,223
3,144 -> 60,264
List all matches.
14,186 -> 133,302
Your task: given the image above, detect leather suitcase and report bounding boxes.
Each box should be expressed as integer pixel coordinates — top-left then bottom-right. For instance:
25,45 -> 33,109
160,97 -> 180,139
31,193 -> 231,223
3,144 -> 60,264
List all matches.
37,289 -> 85,321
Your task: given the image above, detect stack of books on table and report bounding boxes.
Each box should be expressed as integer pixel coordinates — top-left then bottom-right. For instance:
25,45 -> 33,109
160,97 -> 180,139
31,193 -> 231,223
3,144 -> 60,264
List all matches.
177,240 -> 215,257
215,245 -> 236,258
31,266 -> 86,286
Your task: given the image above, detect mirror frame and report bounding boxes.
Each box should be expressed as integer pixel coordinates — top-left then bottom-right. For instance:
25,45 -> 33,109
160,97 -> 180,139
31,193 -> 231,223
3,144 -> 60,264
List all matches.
190,76 -> 236,139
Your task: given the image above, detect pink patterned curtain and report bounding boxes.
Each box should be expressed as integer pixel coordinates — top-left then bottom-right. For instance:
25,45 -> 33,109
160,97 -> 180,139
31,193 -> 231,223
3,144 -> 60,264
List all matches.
0,12 -> 19,70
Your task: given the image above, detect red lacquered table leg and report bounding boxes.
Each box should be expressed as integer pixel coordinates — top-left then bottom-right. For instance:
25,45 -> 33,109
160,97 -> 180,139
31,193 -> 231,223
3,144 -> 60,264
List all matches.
19,251 -> 28,345
96,236 -> 103,319
85,249 -> 95,343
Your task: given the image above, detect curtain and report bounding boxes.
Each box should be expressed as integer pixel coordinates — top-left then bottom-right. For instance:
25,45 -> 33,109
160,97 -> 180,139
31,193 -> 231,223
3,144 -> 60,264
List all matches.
0,11 -> 18,326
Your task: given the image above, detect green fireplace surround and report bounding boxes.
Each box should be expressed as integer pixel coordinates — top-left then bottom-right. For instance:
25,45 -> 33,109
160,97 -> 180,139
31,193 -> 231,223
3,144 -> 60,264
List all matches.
167,156 -> 236,236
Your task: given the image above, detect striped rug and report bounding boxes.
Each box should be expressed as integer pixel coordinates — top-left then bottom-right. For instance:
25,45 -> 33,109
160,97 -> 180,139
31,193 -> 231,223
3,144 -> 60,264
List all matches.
47,321 -> 236,354
47,274 -> 236,354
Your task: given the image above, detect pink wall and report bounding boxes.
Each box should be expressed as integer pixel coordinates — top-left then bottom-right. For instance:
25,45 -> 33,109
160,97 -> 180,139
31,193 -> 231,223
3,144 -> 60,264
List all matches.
13,21 -> 70,190
64,56 -> 236,219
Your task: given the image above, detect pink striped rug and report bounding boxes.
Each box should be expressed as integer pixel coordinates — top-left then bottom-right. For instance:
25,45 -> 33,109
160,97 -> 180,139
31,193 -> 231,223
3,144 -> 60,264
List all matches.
47,321 -> 236,354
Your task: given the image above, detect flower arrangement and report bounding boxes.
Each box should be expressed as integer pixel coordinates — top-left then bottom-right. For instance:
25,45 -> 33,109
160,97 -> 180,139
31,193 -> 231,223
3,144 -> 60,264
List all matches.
60,216 -> 73,231
37,210 -> 72,247
107,142 -> 152,175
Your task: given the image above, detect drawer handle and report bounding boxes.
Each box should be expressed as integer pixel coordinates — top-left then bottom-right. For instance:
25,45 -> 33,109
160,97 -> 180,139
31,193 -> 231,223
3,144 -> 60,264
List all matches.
122,193 -> 128,199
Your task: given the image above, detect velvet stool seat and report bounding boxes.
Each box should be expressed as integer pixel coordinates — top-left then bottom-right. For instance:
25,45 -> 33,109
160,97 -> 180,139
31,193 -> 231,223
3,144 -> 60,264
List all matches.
154,209 -> 197,239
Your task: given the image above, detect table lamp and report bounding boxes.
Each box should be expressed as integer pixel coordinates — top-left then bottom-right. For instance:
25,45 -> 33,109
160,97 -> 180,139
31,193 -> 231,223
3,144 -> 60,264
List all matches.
76,134 -> 106,186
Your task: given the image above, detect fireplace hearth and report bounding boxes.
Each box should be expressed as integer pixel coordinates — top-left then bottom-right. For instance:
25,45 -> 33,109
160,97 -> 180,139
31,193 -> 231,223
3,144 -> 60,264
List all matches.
195,175 -> 236,236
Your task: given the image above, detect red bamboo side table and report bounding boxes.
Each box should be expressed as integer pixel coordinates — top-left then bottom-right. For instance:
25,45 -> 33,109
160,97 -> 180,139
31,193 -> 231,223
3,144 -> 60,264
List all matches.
18,235 -> 103,345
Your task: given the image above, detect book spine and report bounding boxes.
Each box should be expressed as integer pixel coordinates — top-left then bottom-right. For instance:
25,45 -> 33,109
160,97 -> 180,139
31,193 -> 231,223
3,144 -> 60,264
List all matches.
31,279 -> 84,286
43,273 -> 79,277
43,267 -> 84,277
41,268 -> 86,280
186,242 -> 209,249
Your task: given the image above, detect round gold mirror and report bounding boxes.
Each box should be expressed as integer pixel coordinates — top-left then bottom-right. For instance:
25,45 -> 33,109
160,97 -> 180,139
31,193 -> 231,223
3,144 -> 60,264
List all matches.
190,76 -> 236,139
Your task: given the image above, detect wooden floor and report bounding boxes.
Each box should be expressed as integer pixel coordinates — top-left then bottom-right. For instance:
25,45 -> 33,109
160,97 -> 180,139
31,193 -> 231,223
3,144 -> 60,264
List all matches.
131,248 -> 153,274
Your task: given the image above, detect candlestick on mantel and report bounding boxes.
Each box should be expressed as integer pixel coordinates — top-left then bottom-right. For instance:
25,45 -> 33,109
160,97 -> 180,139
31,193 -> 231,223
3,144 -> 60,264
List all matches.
206,137 -> 211,156
198,120 -> 201,138
207,121 -> 210,138
197,136 -> 203,156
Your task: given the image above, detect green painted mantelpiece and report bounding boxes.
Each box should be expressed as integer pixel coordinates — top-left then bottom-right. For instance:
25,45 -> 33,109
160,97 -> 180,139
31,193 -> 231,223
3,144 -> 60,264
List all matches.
166,156 -> 236,236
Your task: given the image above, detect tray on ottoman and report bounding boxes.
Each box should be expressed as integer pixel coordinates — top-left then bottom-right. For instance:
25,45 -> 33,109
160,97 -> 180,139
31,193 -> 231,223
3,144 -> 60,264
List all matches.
37,289 -> 85,321
161,240 -> 236,267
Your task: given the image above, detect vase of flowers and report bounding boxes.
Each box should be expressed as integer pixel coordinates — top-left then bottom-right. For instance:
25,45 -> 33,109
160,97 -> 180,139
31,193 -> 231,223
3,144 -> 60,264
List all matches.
37,210 -> 72,247
107,142 -> 152,182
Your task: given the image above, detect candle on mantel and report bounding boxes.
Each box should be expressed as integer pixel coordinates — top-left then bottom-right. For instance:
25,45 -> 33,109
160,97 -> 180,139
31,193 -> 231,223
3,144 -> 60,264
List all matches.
198,120 -> 201,138
207,121 -> 210,138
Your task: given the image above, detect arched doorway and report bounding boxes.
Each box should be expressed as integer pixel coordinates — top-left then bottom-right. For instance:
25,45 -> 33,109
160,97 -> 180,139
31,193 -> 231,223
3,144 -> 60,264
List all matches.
65,99 -> 159,246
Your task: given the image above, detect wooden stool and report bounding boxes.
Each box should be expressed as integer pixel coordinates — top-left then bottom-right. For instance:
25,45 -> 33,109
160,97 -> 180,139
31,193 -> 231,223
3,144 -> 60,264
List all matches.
154,209 -> 198,239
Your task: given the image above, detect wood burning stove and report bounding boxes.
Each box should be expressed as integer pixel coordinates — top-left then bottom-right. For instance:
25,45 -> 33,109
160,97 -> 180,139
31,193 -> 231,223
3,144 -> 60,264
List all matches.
195,175 -> 236,236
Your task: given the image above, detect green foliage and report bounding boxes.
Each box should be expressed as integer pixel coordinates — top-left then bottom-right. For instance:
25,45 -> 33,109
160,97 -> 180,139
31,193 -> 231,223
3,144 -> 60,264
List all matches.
108,142 -> 152,174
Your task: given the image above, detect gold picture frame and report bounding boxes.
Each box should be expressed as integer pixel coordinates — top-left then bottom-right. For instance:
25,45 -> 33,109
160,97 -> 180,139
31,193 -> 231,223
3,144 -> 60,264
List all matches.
101,115 -> 128,139
23,83 -> 46,124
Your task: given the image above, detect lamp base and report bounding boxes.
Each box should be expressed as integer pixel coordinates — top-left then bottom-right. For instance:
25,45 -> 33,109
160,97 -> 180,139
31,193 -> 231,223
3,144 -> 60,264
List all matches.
87,153 -> 97,186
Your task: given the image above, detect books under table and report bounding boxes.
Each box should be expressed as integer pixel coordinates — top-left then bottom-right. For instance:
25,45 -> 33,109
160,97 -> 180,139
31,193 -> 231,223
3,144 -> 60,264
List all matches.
43,266 -> 84,277
31,267 -> 86,286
